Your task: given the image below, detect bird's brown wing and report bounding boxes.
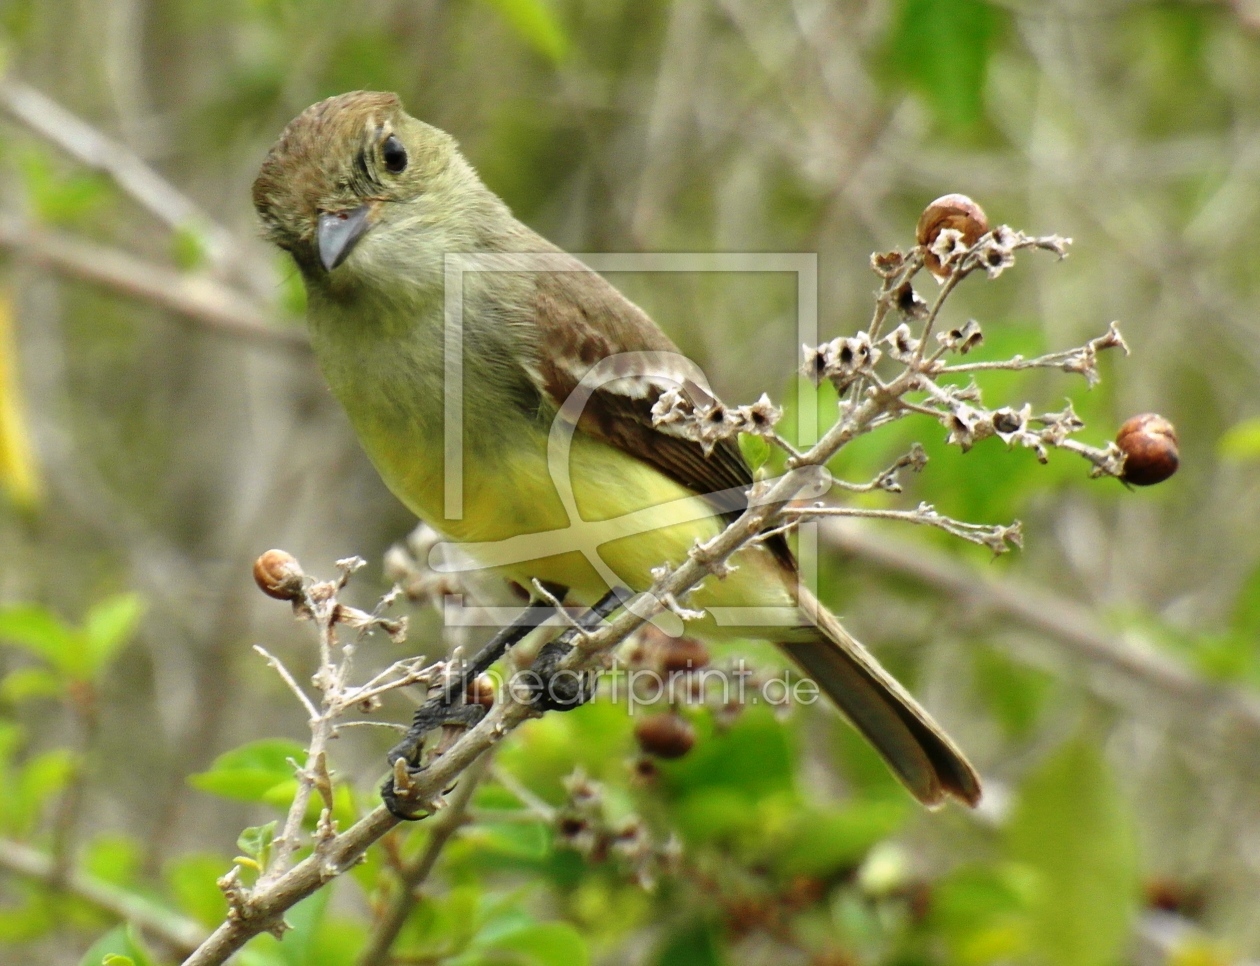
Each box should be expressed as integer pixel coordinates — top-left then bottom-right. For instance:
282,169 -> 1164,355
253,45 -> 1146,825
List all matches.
525,257 -> 794,570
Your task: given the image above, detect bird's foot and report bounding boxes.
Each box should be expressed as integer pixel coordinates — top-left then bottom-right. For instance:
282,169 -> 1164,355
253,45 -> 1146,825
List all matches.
528,587 -> 628,713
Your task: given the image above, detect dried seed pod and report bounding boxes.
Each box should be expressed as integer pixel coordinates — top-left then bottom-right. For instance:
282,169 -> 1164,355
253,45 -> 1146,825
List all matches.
253,549 -> 304,601
917,194 -> 989,279
1116,414 -> 1179,486
634,712 -> 696,759
658,636 -> 711,674
466,674 -> 496,709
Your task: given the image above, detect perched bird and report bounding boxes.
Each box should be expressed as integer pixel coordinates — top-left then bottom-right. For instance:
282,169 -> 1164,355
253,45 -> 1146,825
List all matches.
253,91 -> 980,808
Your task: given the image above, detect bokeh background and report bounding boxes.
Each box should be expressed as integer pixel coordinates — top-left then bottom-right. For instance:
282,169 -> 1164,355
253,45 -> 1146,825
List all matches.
1,1 -> 1259,964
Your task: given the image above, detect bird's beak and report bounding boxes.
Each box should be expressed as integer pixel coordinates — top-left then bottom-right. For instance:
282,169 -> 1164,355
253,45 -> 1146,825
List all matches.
317,205 -> 373,272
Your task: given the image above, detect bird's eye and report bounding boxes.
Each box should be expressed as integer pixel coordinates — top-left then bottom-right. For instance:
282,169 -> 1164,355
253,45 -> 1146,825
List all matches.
381,135 -> 408,174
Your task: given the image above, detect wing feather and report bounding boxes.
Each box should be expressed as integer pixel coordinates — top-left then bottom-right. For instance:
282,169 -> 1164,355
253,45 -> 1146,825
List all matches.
524,255 -> 794,569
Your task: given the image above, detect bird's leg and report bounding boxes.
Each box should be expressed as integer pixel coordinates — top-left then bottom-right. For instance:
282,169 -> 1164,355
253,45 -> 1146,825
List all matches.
529,587 -> 627,713
381,588 -> 565,819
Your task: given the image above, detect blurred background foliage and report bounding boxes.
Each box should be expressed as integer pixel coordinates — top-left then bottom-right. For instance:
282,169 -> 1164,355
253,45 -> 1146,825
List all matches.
0,0 -> 1259,963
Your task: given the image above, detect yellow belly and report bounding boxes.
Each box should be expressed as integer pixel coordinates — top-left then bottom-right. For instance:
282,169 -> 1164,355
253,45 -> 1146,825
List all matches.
364,420 -> 797,638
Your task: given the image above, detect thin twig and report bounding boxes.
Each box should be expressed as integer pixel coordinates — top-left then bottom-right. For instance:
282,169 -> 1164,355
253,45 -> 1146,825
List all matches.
0,216 -> 307,350
254,646 -> 320,720
785,503 -> 1022,553
0,77 -> 269,295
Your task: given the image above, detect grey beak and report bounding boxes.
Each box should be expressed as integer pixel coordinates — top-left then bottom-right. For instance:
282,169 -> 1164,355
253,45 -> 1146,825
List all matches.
317,205 -> 373,271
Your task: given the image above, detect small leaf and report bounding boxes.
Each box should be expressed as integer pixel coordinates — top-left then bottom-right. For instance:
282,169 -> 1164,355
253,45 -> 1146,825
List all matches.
82,593 -> 144,676
0,603 -> 78,671
738,433 -> 771,472
189,739 -> 305,802
237,821 -> 277,866
1,665 -> 66,702
77,925 -> 152,966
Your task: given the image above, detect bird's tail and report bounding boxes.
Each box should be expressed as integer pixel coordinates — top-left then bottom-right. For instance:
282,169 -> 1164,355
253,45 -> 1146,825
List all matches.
779,587 -> 981,808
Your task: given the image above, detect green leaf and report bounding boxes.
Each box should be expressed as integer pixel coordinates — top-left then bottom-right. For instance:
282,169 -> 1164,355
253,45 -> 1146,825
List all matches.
14,748 -> 78,834
1220,416 -> 1260,461
475,920 -> 589,966
480,0 -> 569,63
1008,736 -> 1139,966
237,821 -> 278,867
78,924 -> 154,966
82,593 -> 144,676
885,0 -> 1001,130
79,927 -> 131,966
1,665 -> 66,702
0,603 -> 79,671
189,739 -> 305,802
738,433 -> 771,472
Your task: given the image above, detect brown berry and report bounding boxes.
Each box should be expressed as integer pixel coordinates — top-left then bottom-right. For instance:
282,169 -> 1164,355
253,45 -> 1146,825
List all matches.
634,712 -> 695,759
465,674 -> 496,709
253,549 -> 305,601
1116,413 -> 1179,486
659,636 -> 711,674
916,194 -> 989,278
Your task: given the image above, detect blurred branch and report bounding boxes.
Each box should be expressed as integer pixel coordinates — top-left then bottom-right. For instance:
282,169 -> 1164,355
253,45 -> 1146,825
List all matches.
0,837 -> 206,956
357,754 -> 491,966
0,77 -> 269,294
0,216 -> 308,350
823,521 -> 1260,735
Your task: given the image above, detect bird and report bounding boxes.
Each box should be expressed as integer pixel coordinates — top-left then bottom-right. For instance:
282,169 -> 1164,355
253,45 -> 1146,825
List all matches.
252,91 -> 980,808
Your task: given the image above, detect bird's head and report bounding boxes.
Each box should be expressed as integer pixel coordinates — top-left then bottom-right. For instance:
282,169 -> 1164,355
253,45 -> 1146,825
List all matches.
252,91 -> 465,282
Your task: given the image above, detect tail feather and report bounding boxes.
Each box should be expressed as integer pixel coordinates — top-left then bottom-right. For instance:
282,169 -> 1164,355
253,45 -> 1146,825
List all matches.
781,588 -> 981,808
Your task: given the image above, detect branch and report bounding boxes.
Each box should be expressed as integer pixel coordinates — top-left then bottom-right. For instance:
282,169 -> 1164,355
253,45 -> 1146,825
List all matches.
0,77 -> 266,293
0,215 -> 308,351
0,837 -> 207,956
786,502 -> 1023,555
